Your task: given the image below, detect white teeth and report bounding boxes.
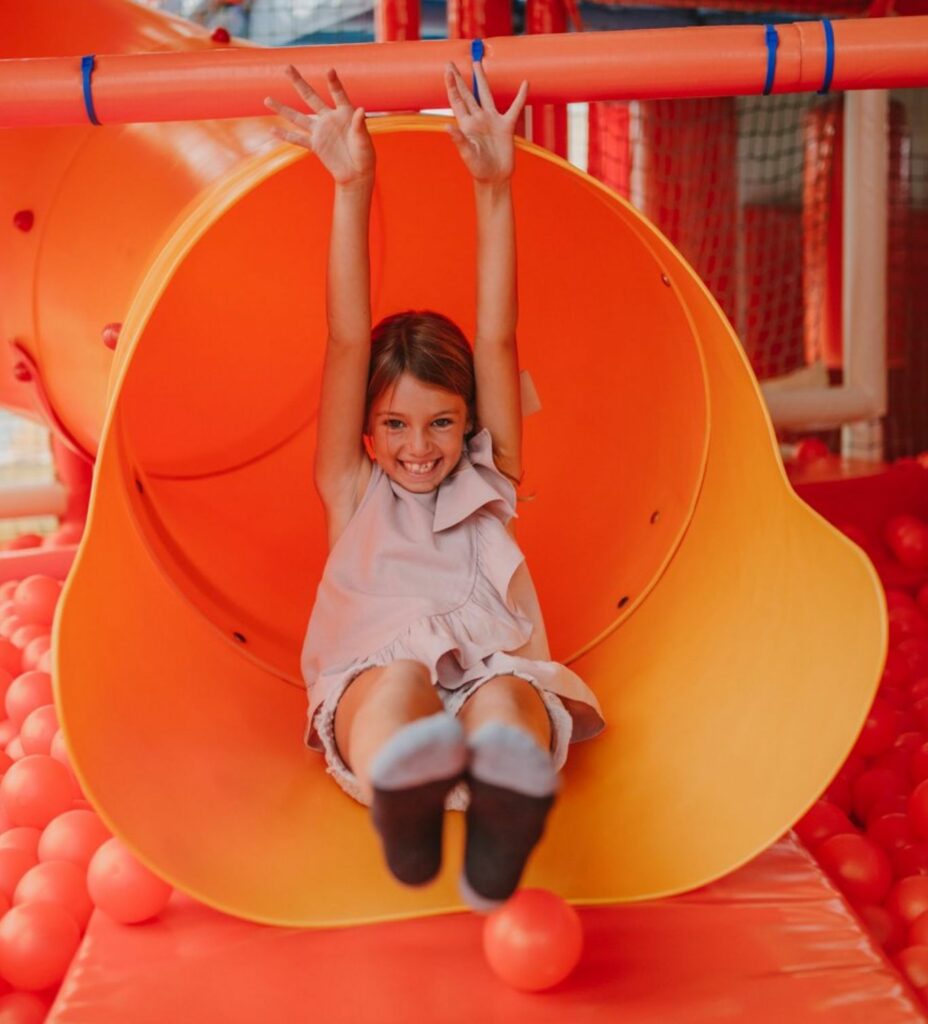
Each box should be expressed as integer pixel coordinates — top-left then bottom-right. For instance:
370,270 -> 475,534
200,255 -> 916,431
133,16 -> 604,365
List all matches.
403,460 -> 438,475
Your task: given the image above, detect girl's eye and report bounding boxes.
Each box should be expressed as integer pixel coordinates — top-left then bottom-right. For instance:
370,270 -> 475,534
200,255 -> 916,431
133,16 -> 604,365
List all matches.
385,419 -> 405,430
433,418 -> 453,428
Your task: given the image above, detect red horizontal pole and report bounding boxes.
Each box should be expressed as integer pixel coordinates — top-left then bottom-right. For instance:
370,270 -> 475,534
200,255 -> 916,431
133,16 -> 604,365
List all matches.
2,17 -> 928,128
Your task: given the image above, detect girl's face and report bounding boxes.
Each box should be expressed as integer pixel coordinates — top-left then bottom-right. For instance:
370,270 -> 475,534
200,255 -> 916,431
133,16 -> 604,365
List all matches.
367,373 -> 471,492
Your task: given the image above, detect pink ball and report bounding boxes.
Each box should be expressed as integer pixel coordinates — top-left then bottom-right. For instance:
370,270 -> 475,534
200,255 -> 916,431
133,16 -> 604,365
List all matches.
0,619 -> 22,642
0,640 -> 20,678
14,860 -> 92,931
19,706 -> 58,757
87,838 -> 172,924
0,991 -> 49,1024
39,810 -> 109,869
0,829 -> 41,858
35,650 -> 51,675
42,522 -> 83,548
5,673 -> 52,730
12,577 -> 61,628
483,889 -> 584,991
8,626 -> 44,653
0,756 -> 77,829
0,849 -> 36,900
20,637 -> 50,674
0,583 -> 18,604
49,730 -> 72,774
0,902 -> 80,990
4,740 -> 23,763
2,536 -> 42,553
0,722 -> 16,749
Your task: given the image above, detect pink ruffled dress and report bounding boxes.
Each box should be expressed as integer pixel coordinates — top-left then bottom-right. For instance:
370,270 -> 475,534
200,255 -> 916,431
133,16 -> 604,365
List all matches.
301,428 -> 604,807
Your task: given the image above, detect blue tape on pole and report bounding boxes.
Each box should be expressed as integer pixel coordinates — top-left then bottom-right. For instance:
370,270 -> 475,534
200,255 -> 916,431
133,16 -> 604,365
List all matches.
81,55 -> 102,126
471,38 -> 484,103
762,24 -> 779,96
817,18 -> 835,95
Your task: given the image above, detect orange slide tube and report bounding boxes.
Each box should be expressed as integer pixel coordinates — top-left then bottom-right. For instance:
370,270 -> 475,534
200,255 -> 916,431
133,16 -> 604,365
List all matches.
4,0 -> 885,926
2,14 -> 928,128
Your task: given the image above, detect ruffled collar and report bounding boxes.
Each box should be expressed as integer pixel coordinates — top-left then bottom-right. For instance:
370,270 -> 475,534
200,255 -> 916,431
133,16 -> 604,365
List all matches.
432,428 -> 517,534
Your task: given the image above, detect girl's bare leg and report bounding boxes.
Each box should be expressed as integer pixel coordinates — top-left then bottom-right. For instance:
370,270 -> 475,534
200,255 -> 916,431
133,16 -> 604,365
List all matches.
457,675 -> 551,750
335,659 -> 443,801
335,660 -> 466,886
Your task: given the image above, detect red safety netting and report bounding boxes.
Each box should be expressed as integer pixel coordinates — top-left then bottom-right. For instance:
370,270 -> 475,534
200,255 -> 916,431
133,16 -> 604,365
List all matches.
585,88 -> 928,459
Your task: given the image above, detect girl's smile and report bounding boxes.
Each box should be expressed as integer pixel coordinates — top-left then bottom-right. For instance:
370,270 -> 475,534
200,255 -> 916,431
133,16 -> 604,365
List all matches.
367,373 -> 471,492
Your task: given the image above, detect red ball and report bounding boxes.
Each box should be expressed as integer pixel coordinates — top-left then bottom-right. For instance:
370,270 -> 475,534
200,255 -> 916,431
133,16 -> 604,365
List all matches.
886,515 -> 928,571
795,438 -> 830,465
859,903 -> 907,954
855,698 -> 899,757
12,577 -> 60,629
887,589 -> 920,613
0,902 -> 79,991
0,640 -> 21,678
837,750 -> 866,785
2,536 -> 41,553
9,626 -> 44,653
918,583 -> 928,617
822,774 -> 852,814
911,742 -> 928,785
0,618 -> 23,643
816,833 -> 892,905
482,889 -> 583,992
910,779 -> 928,840
897,944 -> 928,991
0,849 -> 36,900
19,637 -> 49,675
851,767 -> 906,823
887,876 -> 928,925
14,860 -> 92,931
19,705 -> 58,757
87,838 -> 172,924
0,829 -> 40,858
893,842 -> 928,880
0,992 -> 49,1024
899,639 -> 928,679
889,607 -> 928,646
4,673 -> 52,730
42,522 -> 83,548
910,910 -> 928,946
0,756 -> 77,829
39,809 -> 109,869
868,793 -> 910,821
885,649 -> 916,689
870,748 -> 910,783
868,812 -> 914,854
794,801 -> 854,849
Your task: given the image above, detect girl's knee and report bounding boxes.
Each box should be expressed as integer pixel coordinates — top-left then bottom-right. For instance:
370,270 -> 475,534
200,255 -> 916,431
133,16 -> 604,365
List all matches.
460,676 -> 551,746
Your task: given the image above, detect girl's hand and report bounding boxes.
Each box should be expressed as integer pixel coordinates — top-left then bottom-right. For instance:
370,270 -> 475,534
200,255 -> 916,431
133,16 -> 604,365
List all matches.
264,67 -> 375,187
444,61 -> 528,185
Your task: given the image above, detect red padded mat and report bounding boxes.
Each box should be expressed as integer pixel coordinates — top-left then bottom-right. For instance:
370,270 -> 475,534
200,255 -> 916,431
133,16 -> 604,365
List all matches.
48,835 -> 925,1023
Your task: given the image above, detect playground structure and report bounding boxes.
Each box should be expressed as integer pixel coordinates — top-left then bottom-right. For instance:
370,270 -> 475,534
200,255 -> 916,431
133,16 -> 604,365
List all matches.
1,0 -> 927,1018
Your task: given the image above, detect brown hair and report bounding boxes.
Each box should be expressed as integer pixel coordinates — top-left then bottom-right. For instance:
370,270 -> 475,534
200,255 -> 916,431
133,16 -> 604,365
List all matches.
366,311 -> 476,435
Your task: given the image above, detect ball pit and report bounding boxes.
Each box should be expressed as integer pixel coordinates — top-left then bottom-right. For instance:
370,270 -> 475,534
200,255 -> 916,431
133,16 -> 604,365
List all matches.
792,460 -> 928,1011
0,571 -> 175,1012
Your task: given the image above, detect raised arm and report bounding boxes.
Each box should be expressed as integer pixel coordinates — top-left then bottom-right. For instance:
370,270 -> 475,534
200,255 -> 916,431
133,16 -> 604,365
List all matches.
445,62 -> 529,485
265,68 -> 375,514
